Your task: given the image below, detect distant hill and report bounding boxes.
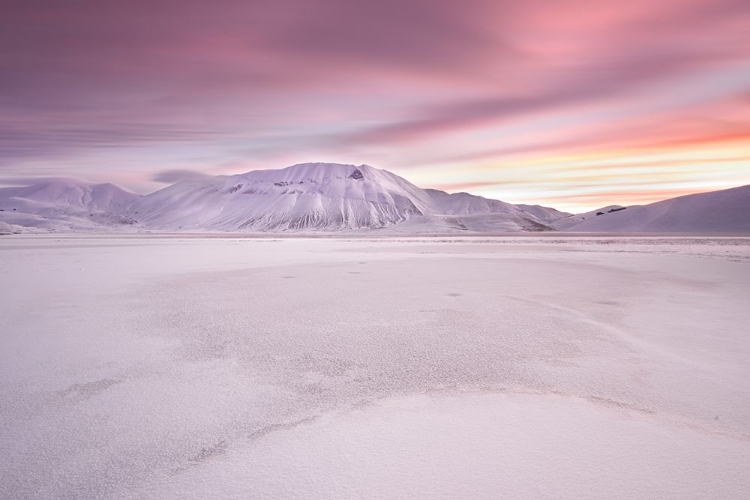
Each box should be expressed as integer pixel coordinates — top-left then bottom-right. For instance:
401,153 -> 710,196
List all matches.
562,185 -> 750,233
0,179 -> 139,231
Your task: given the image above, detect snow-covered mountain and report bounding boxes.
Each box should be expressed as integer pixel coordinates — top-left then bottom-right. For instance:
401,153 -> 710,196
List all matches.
124,163 -> 567,232
3,163 -> 747,234
0,179 -> 139,231
2,163 -> 567,233
126,163 -> 437,231
562,185 -> 750,233
0,179 -> 137,212
426,189 -> 565,222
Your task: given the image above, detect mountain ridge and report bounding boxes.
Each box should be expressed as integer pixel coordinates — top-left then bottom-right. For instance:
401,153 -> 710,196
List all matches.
1,163 -> 748,234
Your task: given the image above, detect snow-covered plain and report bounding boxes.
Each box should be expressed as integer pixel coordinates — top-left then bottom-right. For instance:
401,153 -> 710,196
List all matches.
1,235 -> 750,499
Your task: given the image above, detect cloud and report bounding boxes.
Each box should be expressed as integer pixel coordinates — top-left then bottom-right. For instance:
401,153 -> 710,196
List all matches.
335,49 -> 744,147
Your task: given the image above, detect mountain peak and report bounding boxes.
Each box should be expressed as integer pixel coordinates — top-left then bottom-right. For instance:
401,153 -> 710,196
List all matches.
249,162 -> 373,182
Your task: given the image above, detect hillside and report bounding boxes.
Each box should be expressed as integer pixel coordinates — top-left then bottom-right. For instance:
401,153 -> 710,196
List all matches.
563,185 -> 750,233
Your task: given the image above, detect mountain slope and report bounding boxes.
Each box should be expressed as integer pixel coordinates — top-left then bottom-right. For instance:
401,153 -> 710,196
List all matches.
374,213 -> 556,234
551,205 -> 626,231
425,189 -> 522,216
564,185 -> 750,233
515,204 -> 571,223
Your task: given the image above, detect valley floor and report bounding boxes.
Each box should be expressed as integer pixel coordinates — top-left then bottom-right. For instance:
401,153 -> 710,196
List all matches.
1,235 -> 750,499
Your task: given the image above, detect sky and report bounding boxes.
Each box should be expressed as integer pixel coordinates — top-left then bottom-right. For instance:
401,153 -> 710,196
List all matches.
2,0 -> 749,212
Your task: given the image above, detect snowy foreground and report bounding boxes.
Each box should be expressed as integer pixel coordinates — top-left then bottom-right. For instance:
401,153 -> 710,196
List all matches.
2,235 -> 750,499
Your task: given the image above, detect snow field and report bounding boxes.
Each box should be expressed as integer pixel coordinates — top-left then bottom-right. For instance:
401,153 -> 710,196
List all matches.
1,235 -> 749,499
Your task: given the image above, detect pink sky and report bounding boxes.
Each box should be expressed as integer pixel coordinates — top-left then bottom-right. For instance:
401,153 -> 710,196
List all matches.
2,0 -> 749,211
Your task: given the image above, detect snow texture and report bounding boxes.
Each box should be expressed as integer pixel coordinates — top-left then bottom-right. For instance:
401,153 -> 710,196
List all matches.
1,235 -> 750,499
0,220 -> 17,235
